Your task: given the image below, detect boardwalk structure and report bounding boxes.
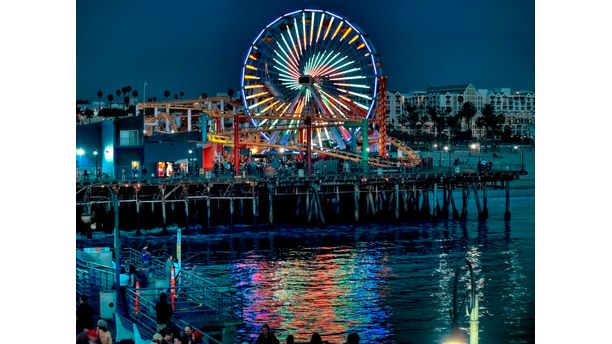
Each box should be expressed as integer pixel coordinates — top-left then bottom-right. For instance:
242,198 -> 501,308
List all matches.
76,167 -> 526,232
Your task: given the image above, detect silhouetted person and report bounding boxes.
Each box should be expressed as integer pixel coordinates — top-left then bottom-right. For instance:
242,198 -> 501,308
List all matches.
286,335 -> 294,344
255,324 -> 279,344
76,295 -> 94,333
346,333 -> 360,344
155,293 -> 174,332
309,333 -> 322,344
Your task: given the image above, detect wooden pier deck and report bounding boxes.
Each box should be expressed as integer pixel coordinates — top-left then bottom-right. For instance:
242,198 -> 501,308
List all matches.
76,167 -> 527,233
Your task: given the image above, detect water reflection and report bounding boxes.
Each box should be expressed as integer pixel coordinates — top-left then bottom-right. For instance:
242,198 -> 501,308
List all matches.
180,189 -> 534,343
231,244 -> 394,343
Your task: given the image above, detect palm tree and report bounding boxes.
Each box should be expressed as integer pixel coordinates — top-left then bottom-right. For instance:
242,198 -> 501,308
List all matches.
446,114 -> 459,140
96,90 -> 103,110
476,104 -> 505,140
227,89 -> 235,100
164,90 -> 170,100
131,90 -> 138,101
107,94 -> 114,108
179,91 -> 184,99
84,108 -> 94,124
457,101 -> 477,136
201,92 -> 208,99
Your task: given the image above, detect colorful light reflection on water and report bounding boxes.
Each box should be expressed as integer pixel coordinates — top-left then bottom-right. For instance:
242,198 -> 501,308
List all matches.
182,188 -> 533,343
232,245 -> 394,343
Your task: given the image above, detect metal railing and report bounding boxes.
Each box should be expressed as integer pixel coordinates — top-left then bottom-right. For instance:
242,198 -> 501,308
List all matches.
125,286 -> 224,344
122,248 -> 166,279
77,163 -> 525,186
120,248 -> 243,321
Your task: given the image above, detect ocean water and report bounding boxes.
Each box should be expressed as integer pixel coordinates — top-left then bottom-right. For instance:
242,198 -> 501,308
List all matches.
171,187 -> 534,344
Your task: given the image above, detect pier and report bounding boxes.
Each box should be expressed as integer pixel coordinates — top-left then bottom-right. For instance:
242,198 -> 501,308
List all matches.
76,167 -> 526,233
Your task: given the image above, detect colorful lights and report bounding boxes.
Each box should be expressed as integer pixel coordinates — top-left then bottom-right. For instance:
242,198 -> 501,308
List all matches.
242,9 -> 380,147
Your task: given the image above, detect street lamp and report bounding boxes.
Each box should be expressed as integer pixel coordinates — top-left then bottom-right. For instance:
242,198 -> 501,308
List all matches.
77,148 -> 85,176
444,145 -> 450,172
442,259 -> 479,344
470,143 -> 481,164
514,145 -> 524,171
188,149 -> 193,175
143,82 -> 148,104
93,150 -> 99,180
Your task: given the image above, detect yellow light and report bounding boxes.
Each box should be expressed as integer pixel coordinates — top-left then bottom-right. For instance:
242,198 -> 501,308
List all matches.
249,96 -> 274,109
364,53 -> 370,57
245,91 -> 268,100
309,11 -> 315,47
357,43 -> 366,50
348,34 -> 359,44
244,84 -> 264,89
250,147 -> 258,154
323,16 -> 334,41
340,27 -> 352,41
248,54 -> 258,61
316,13 -> 324,42
244,75 -> 260,80
245,65 -> 257,71
256,100 -> 280,115
331,21 -> 343,40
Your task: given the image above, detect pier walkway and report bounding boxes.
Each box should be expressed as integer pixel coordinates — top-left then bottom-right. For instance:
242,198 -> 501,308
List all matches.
76,248 -> 243,343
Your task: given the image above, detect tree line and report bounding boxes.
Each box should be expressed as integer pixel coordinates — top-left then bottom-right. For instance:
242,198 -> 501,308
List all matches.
397,101 -> 508,142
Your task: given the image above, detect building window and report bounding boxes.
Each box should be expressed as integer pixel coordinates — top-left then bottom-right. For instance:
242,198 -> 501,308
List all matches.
119,130 -> 140,146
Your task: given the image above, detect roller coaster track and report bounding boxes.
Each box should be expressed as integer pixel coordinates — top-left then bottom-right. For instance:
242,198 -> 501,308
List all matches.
207,133 -> 420,168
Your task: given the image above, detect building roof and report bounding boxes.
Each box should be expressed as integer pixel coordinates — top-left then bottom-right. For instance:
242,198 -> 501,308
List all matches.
425,84 -> 473,93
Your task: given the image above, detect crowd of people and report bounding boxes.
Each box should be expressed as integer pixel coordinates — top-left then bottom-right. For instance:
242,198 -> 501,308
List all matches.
254,324 -> 360,344
150,324 -> 205,344
76,296 -> 113,344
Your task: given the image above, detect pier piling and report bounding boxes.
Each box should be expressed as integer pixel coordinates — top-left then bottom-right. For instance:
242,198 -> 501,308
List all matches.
482,183 -> 489,219
353,184 -> 360,223
504,181 -> 511,221
268,185 -> 274,226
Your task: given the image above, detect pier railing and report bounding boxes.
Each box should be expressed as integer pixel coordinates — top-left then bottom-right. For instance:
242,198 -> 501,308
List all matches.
122,248 -> 166,279
76,257 -> 115,295
125,286 -> 233,343
77,162 -> 525,185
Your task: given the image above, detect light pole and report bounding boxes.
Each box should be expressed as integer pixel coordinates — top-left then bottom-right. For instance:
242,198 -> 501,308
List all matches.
77,148 -> 85,177
470,143 -> 480,165
93,150 -> 99,180
443,259 -> 478,344
514,145 -> 524,171
143,82 -> 148,104
444,145 -> 450,172
433,143 -> 441,167
188,149 -> 193,176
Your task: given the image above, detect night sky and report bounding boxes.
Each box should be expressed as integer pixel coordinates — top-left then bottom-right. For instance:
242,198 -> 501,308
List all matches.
76,0 -> 534,100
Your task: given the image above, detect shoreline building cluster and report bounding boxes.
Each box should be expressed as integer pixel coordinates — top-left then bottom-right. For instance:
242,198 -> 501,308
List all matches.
383,84 -> 535,139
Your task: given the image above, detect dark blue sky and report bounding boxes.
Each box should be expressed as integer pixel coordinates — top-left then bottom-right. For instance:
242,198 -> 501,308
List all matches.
77,0 -> 534,100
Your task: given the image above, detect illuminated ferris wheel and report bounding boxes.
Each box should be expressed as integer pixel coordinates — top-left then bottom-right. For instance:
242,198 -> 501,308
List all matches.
241,9 -> 380,149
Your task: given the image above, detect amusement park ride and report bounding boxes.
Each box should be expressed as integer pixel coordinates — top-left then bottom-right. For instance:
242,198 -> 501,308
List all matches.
139,9 -> 420,175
